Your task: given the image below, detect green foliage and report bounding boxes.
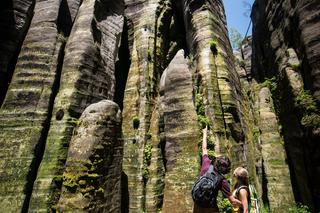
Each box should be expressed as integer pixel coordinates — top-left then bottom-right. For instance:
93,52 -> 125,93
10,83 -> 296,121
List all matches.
259,205 -> 270,213
196,94 -> 210,128
291,62 -> 302,72
209,39 -> 218,55
133,116 -> 140,129
229,28 -> 243,50
198,115 -> 210,128
196,94 -> 205,116
52,175 -> 63,183
207,149 -> 216,161
301,114 -> 320,127
288,203 -> 310,213
142,142 -> 152,180
259,203 -> 310,213
195,93 -> 215,159
295,90 -> 320,127
261,76 -> 278,93
217,193 -> 232,213
295,90 -> 317,112
239,60 -> 246,68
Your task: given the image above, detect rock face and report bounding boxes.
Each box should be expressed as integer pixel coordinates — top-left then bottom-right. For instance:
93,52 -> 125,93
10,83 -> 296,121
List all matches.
29,0 -> 124,211
252,0 -> 320,211
160,50 -> 199,212
0,0 -> 319,212
0,0 -> 34,105
0,0 -> 80,211
57,100 -> 122,212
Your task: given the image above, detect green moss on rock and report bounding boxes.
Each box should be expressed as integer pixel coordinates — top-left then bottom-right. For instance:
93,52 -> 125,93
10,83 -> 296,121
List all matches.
209,39 -> 218,55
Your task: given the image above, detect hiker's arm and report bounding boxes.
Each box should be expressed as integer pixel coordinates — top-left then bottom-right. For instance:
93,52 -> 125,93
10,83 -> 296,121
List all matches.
202,126 -> 208,156
228,195 -> 242,207
239,189 -> 249,213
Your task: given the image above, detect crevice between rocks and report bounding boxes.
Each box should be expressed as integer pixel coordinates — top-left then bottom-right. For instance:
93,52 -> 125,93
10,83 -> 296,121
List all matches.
0,0 -> 36,106
114,17 -> 131,110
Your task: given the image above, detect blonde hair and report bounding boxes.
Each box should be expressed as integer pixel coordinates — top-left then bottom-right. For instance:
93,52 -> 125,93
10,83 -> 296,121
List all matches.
233,167 -> 249,189
233,167 -> 249,179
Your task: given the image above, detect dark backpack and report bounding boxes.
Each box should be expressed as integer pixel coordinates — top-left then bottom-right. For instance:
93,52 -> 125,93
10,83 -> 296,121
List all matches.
191,165 -> 223,208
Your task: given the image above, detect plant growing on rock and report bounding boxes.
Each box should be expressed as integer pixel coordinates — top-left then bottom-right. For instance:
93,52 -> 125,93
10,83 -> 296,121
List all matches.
217,193 -> 232,213
288,203 -> 310,213
291,62 -> 302,72
209,39 -> 218,55
261,76 -> 278,93
295,90 -> 320,127
195,93 -> 215,160
132,116 -> 140,129
239,60 -> 246,68
142,142 -> 152,181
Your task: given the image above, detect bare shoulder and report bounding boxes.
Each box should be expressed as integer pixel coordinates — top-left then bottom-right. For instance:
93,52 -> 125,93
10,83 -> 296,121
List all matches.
239,188 -> 248,198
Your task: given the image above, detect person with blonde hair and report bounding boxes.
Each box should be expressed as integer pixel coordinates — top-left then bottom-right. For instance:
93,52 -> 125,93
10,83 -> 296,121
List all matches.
232,167 -> 250,213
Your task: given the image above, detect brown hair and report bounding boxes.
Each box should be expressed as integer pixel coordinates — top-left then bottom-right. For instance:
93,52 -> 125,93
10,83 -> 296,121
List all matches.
214,155 -> 231,174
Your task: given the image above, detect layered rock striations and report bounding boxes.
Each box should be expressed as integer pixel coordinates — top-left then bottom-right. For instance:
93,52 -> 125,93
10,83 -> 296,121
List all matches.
252,0 -> 320,211
29,0 -> 124,211
0,0 -> 35,105
0,0 -> 80,211
236,37 -> 295,212
0,0 -> 319,212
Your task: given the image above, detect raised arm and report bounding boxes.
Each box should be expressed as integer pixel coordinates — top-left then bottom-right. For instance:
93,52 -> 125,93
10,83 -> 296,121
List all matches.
202,125 -> 208,156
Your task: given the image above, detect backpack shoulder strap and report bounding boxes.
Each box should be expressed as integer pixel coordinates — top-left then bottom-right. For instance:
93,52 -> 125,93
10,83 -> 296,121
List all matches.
236,186 -> 248,195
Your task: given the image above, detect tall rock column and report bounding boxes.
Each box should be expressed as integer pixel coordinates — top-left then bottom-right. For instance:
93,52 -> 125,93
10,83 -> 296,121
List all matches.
29,0 -> 124,211
257,87 -> 294,211
121,0 -> 160,212
57,100 -> 122,212
160,50 -> 199,212
0,0 -> 80,211
182,0 -> 244,157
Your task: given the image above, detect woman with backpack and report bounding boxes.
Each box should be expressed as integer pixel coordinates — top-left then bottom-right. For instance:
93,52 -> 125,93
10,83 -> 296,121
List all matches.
232,167 -> 250,213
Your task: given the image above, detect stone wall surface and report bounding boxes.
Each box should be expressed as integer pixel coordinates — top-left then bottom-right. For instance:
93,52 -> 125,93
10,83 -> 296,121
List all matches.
0,0 -> 80,211
57,100 -> 122,212
0,0 -> 319,212
0,0 -> 35,105
252,0 -> 320,211
160,50 -> 199,212
29,0 -> 124,211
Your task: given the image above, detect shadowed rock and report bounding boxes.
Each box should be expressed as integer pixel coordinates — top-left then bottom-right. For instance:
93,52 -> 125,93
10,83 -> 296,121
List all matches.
29,0 -> 124,211
0,0 -> 80,211
57,100 -> 122,212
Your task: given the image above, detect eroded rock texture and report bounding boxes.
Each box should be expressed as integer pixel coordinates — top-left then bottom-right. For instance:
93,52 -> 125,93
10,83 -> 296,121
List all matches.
57,100 -> 122,212
0,0 -> 80,211
0,0 -> 320,212
29,0 -> 124,211
252,0 -> 320,211
236,37 -> 295,212
160,50 -> 199,212
0,0 -> 34,105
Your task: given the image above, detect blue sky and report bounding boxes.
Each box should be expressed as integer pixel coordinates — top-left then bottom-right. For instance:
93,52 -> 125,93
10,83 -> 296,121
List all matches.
223,0 -> 254,37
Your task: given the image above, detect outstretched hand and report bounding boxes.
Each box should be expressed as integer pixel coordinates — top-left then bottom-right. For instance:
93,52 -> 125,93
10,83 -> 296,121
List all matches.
202,125 -> 208,136
202,125 -> 208,156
